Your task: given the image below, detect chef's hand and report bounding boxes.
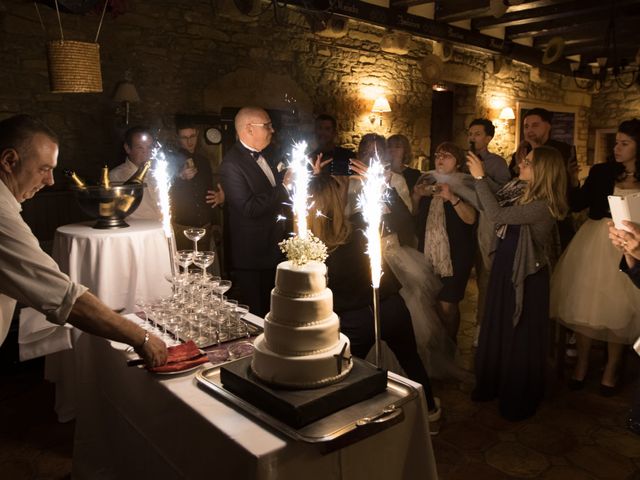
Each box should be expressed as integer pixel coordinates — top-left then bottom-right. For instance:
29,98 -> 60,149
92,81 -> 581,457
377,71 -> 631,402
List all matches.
134,332 -> 168,368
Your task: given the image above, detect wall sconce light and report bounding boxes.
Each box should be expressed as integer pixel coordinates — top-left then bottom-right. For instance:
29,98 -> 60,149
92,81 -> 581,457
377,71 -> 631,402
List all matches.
113,80 -> 140,125
499,107 -> 515,121
369,95 -> 391,126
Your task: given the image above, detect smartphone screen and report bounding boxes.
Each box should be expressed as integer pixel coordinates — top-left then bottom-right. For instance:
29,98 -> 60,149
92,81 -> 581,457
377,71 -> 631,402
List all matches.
329,150 -> 353,176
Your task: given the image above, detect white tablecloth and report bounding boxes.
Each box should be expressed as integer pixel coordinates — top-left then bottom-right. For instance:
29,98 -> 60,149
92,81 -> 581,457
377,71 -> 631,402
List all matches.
53,219 -> 172,311
72,315 -> 438,480
18,219 -> 173,420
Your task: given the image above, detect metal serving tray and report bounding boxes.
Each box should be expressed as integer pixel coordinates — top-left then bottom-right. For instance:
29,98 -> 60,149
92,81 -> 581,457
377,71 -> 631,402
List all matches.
196,360 -> 418,446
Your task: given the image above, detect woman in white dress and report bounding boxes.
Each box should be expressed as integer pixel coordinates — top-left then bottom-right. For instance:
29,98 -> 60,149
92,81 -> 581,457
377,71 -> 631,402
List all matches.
551,119 -> 640,395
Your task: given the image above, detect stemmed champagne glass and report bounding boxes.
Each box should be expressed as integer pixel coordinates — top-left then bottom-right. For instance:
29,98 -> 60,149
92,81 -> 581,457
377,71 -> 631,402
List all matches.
176,249 -> 194,275
193,251 -> 215,279
215,279 -> 232,303
184,228 -> 206,253
235,304 -> 250,338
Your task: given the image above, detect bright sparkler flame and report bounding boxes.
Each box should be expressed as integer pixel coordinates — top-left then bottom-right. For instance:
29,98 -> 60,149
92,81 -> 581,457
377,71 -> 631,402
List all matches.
290,141 -> 310,239
151,146 -> 173,238
357,158 -> 387,289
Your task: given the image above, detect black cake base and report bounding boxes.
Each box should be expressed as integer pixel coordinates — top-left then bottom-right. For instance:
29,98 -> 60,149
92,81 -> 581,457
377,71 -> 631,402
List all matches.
220,357 -> 388,428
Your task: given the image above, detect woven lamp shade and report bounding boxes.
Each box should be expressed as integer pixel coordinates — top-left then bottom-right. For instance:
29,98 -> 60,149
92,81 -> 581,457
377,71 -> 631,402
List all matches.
47,40 -> 103,93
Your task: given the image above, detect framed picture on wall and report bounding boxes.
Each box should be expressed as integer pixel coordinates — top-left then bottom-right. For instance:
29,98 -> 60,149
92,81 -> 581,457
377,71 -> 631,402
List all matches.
515,101 -> 578,149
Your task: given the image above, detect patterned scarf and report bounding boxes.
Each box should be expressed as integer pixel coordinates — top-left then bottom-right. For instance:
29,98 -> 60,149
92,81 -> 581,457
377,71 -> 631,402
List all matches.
424,195 -> 453,277
495,178 -> 527,239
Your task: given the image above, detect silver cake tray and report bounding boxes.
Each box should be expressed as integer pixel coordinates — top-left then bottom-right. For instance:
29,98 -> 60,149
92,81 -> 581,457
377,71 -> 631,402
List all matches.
196,360 -> 418,446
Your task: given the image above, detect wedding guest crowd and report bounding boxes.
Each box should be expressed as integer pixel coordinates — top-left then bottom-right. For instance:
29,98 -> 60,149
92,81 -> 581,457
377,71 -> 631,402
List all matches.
9,102 -> 640,436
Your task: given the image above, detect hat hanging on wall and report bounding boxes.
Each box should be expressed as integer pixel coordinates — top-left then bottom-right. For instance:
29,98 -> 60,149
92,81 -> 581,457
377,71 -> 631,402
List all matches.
420,54 -> 444,84
432,41 -> 453,62
542,36 -> 565,65
492,55 -> 514,79
381,31 -> 411,55
488,0 -> 508,18
36,0 -> 108,93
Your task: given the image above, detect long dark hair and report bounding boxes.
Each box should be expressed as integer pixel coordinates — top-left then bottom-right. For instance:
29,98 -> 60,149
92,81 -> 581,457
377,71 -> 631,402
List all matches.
613,118 -> 640,182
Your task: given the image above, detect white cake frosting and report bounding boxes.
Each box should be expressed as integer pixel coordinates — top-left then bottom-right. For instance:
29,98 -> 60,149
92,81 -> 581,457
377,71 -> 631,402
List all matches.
263,313 -> 340,355
270,288 -> 333,325
252,260 -> 352,388
274,260 -> 327,297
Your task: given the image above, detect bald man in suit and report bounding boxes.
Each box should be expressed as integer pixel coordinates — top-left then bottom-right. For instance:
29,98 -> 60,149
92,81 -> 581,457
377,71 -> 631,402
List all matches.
220,107 -> 292,316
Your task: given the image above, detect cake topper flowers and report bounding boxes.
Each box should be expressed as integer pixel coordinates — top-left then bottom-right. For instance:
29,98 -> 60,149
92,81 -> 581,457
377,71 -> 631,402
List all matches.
279,233 -> 328,266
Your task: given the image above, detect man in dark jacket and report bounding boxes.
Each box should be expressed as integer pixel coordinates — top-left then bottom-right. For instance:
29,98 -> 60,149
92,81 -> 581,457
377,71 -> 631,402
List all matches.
220,107 -> 292,316
513,107 -> 578,249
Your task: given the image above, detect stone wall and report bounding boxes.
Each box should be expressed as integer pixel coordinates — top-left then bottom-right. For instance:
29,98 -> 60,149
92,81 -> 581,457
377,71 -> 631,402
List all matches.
589,83 -> 640,164
0,0 -> 599,182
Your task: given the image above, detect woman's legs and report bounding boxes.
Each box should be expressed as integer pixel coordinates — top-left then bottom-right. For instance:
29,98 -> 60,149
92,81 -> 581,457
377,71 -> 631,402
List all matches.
602,341 -> 624,387
573,332 -> 592,381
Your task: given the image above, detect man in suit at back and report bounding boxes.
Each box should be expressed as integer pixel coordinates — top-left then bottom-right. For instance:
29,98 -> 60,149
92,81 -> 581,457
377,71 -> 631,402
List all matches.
220,107 -> 292,316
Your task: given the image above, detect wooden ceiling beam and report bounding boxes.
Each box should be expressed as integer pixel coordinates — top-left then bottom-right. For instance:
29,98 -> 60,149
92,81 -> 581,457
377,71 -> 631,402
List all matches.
505,0 -> 573,14
434,0 -> 492,23
472,0 -> 631,30
390,0 -> 434,8
505,6 -> 640,39
284,0 -> 576,76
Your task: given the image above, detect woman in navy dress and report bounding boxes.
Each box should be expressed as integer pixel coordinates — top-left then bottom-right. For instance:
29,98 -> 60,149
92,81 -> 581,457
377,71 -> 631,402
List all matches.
467,146 -> 569,421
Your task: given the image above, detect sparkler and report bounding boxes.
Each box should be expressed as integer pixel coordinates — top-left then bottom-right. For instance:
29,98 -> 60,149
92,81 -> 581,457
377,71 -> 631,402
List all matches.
289,141 -> 310,239
151,145 -> 178,277
357,158 -> 388,367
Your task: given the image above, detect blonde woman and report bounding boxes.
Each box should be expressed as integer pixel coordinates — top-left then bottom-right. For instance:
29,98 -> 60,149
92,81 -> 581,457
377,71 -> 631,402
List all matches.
467,146 -> 568,421
308,175 -> 441,424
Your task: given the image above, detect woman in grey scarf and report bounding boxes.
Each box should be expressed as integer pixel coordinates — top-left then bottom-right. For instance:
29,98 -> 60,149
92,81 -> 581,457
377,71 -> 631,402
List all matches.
412,142 -> 478,343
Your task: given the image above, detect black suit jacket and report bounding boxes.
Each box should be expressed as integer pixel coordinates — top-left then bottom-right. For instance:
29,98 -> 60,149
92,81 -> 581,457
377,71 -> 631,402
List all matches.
569,162 -> 618,219
220,142 -> 290,270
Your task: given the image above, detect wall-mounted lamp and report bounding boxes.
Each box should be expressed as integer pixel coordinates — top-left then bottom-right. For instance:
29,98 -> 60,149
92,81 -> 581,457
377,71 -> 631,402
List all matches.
113,80 -> 140,125
499,107 -> 515,121
369,95 -> 391,126
432,82 -> 448,92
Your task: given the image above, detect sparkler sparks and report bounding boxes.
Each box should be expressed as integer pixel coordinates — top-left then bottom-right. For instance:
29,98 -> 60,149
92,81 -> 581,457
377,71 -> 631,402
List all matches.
357,158 -> 387,288
151,144 -> 178,277
289,141 -> 310,239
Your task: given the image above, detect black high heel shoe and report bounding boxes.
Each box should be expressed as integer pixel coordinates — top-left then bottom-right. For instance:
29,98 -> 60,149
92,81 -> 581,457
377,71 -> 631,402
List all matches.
568,377 -> 585,391
599,380 -> 620,397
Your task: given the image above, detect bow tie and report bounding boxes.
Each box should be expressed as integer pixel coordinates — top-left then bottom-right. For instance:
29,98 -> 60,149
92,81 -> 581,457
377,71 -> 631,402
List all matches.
245,147 -> 264,160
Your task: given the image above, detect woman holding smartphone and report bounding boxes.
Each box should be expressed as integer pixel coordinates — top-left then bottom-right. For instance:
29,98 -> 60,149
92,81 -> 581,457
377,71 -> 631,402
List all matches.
413,142 -> 477,342
468,145 -> 568,420
551,118 -> 640,395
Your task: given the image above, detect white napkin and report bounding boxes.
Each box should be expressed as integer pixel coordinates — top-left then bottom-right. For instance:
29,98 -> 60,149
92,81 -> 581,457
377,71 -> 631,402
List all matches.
18,307 -> 72,361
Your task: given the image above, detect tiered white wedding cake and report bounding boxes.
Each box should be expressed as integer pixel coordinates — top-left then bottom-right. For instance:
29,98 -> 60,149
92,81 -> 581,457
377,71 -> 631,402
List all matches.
251,256 -> 353,389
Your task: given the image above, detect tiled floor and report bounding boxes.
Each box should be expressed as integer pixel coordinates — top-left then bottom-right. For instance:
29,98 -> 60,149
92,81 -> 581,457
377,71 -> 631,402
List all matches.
1,277 -> 639,479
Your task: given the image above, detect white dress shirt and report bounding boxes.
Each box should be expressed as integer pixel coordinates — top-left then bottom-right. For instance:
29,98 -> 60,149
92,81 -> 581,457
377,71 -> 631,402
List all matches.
109,158 -> 163,221
0,180 -> 88,345
240,141 -> 276,187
